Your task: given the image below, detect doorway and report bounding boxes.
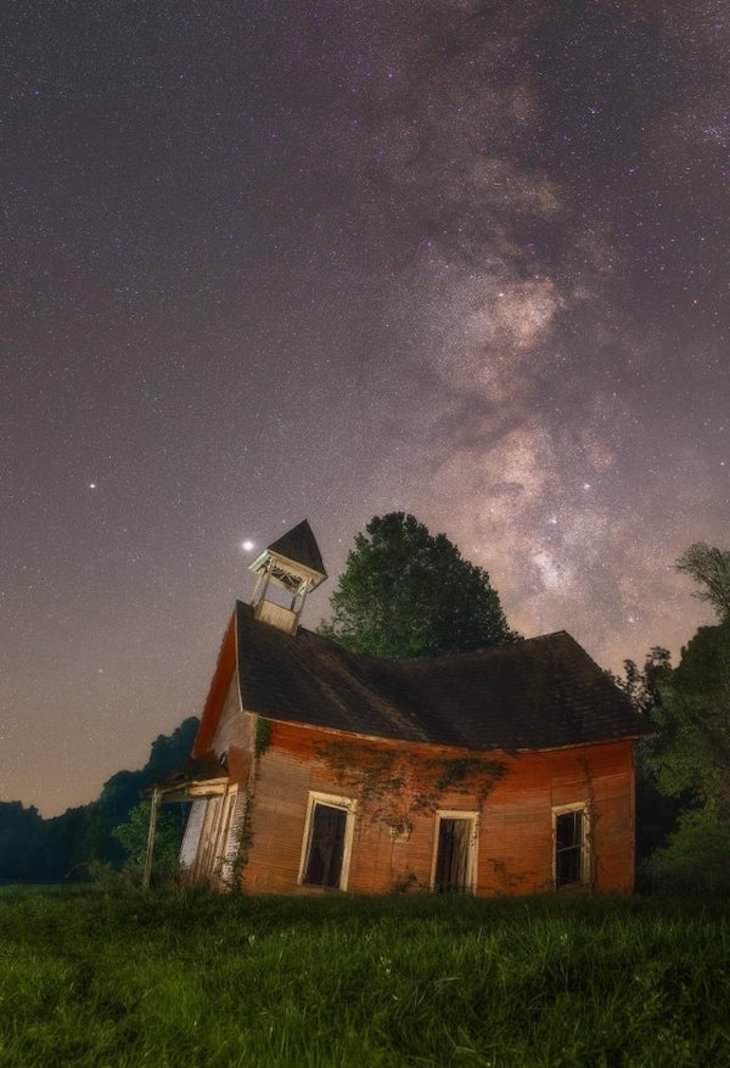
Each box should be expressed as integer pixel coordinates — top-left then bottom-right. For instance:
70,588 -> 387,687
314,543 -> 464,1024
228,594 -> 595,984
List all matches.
432,812 -> 478,893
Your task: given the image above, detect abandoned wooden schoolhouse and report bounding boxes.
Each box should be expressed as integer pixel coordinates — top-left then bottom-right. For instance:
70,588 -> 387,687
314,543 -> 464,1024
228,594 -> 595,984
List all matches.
151,520 -> 647,895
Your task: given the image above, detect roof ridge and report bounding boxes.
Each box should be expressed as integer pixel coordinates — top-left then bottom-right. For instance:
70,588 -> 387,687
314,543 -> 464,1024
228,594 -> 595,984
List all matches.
237,604 -> 583,668
295,623 -> 576,665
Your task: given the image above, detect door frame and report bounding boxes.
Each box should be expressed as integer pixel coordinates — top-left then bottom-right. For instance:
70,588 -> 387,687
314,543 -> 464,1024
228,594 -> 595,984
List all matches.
430,809 -> 480,893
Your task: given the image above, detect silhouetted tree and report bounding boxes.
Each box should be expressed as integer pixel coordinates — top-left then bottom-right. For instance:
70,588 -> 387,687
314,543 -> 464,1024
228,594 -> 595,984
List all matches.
614,647 -> 672,716
676,542 -> 730,619
612,648 -> 679,868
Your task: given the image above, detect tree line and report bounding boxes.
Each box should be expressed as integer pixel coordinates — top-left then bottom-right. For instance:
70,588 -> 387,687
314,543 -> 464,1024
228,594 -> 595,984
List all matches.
0,718 -> 197,883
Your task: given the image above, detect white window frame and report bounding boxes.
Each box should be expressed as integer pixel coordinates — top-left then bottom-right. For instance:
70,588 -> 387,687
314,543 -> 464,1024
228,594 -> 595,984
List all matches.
430,809 -> 480,894
552,802 -> 591,890
297,791 -> 357,891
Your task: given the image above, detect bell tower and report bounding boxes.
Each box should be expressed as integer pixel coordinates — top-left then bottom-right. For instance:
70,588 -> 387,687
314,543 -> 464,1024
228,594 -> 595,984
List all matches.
248,519 -> 327,634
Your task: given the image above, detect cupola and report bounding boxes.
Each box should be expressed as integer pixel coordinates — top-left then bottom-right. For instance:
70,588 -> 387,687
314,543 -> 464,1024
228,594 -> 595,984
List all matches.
248,519 -> 327,634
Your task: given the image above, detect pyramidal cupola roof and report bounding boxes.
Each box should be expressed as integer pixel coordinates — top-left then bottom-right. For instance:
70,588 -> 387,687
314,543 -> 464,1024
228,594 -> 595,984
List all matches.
265,519 -> 327,579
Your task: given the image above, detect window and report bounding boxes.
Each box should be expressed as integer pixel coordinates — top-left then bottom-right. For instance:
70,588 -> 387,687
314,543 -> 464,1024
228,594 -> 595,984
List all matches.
431,811 -> 478,893
299,792 -> 356,890
553,803 -> 590,889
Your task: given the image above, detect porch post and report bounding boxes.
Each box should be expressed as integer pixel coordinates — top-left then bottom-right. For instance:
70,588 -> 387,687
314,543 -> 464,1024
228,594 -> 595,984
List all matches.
143,786 -> 161,890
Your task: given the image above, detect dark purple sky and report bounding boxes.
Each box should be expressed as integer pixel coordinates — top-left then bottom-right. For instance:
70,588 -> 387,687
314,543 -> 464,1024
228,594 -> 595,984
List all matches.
2,1 -> 728,815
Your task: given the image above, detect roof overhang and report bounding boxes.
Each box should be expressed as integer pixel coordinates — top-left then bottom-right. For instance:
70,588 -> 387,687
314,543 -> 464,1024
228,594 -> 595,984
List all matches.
151,775 -> 229,804
254,713 -> 647,756
192,613 -> 239,758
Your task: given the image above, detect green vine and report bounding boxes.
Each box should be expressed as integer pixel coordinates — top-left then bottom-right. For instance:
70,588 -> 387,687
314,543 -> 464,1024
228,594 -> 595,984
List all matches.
314,740 -> 505,837
230,718 -> 271,890
230,795 -> 254,891
254,716 -> 272,758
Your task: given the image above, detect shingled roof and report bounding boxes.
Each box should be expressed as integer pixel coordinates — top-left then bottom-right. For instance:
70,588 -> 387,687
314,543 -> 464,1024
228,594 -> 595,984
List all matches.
265,520 -> 327,577
233,602 -> 648,751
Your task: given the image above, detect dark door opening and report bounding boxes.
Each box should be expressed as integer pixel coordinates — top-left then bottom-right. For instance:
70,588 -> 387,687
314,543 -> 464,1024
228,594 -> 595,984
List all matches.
303,803 -> 347,888
555,809 -> 585,888
434,817 -> 473,893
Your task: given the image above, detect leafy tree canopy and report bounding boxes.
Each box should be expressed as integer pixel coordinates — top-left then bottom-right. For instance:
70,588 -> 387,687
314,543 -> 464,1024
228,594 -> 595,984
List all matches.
643,543 -> 730,891
113,801 -> 185,869
319,512 -> 517,658
650,618 -> 730,806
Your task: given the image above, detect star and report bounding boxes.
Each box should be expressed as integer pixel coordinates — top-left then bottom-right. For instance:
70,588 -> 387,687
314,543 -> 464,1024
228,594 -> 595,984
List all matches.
241,540 -> 255,552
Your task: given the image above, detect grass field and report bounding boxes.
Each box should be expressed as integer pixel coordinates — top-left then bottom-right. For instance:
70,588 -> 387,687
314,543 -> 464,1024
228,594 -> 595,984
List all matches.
1,887 -> 729,1067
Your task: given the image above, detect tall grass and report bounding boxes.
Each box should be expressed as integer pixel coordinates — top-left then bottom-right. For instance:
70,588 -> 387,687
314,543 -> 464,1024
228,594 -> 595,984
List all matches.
1,888 -> 729,1067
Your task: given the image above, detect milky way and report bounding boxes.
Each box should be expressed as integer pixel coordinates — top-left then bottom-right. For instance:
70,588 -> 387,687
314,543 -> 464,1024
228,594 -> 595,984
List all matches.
2,1 -> 728,813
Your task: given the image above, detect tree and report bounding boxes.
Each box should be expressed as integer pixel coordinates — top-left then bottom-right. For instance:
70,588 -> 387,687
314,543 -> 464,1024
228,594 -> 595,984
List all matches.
320,512 -> 517,658
626,542 -> 730,890
611,648 -> 677,867
646,615 -> 730,891
614,647 -> 673,716
0,803 -> 49,882
112,800 -> 186,870
649,620 -> 730,807
676,542 -> 730,619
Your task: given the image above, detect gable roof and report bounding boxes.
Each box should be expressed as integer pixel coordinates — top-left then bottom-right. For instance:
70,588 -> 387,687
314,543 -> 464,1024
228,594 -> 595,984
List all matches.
232,602 -> 648,751
265,520 -> 327,578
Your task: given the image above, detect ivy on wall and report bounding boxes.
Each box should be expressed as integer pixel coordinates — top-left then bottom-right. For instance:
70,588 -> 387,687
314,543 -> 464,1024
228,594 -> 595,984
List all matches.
314,739 -> 505,838
229,716 -> 272,888
254,717 -> 272,758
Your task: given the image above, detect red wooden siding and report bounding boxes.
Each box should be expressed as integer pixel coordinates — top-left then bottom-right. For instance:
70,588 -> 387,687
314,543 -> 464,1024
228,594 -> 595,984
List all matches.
241,719 -> 636,895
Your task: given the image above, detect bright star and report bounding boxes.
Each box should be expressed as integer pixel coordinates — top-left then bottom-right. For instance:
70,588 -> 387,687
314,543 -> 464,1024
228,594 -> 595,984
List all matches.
89,482 -> 97,490
241,540 -> 255,552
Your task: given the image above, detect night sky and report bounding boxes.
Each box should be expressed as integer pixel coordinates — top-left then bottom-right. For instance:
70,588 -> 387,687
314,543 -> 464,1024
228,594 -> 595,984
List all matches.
3,1 -> 728,815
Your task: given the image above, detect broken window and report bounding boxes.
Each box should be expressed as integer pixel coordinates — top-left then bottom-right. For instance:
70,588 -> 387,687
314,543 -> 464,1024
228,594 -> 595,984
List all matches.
300,795 -> 355,889
433,815 -> 476,893
554,806 -> 588,888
